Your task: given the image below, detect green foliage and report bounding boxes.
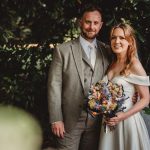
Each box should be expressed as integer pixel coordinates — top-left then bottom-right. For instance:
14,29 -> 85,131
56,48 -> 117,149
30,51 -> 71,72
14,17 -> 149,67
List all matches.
0,0 -> 150,147
143,107 -> 150,115
0,0 -> 150,66
0,42 -> 56,147
0,43 -> 53,111
0,0 -> 80,44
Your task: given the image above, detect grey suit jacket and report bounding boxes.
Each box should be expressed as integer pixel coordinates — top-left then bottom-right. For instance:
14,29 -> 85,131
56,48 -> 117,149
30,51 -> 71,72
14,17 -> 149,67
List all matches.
47,38 -> 111,131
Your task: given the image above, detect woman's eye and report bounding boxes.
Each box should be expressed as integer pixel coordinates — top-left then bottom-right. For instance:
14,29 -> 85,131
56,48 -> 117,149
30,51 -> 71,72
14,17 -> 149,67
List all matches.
120,36 -> 125,39
111,36 -> 125,40
111,37 -> 116,40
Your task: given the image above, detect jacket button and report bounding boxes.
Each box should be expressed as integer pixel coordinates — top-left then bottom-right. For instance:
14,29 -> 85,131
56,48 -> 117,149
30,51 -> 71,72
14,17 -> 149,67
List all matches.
84,79 -> 87,82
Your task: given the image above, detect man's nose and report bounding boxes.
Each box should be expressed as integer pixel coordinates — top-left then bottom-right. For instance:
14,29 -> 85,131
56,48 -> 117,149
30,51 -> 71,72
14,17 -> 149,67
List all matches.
89,23 -> 94,29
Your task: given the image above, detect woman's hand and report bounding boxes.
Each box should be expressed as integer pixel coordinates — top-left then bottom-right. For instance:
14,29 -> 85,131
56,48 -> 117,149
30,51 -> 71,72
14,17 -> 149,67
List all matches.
105,112 -> 128,126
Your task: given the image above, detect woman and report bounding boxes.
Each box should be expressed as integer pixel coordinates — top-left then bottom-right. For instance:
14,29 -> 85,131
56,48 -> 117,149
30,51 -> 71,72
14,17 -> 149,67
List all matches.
99,23 -> 150,150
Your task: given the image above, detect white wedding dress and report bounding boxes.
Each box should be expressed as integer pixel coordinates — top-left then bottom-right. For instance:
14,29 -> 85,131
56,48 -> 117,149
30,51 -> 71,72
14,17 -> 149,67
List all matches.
99,74 -> 150,150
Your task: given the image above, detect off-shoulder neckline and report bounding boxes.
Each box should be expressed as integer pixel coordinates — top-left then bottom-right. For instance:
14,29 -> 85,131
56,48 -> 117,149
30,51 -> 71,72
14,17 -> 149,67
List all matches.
107,73 -> 149,81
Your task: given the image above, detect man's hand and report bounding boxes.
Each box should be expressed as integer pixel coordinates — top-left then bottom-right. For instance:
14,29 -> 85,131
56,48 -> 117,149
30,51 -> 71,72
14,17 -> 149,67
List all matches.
51,121 -> 65,138
132,92 -> 139,104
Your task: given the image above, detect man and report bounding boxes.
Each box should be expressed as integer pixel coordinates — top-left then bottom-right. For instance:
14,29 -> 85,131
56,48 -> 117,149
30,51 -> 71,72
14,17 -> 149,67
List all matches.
48,4 -> 111,150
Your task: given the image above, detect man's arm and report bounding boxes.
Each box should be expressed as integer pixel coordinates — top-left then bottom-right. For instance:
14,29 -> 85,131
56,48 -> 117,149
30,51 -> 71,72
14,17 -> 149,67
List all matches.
47,46 -> 65,137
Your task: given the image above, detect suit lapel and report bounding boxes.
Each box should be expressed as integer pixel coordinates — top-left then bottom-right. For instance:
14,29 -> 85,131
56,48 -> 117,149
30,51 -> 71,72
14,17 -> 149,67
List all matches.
71,39 -> 84,89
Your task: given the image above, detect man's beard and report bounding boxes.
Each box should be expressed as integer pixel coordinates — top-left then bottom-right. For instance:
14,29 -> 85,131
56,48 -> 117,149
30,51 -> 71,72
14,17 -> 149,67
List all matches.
81,30 -> 98,40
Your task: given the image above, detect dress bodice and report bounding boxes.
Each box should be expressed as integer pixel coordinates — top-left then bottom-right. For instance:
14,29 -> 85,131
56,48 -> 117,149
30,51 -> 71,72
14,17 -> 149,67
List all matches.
103,74 -> 150,111
99,74 -> 150,150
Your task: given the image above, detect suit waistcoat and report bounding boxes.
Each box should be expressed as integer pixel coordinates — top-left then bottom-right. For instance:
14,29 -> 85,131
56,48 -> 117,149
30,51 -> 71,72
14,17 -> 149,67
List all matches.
81,47 -> 104,98
82,49 -> 93,98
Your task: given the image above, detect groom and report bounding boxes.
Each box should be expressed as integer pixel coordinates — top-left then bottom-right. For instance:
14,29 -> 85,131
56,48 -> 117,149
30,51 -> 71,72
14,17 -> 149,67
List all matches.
48,3 -> 111,150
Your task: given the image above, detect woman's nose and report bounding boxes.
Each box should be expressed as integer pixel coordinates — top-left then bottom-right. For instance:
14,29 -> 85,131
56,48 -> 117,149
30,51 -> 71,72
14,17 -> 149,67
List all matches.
115,37 -> 120,43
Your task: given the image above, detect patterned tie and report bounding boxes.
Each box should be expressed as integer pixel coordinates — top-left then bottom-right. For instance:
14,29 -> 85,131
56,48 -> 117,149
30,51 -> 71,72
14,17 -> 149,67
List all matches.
88,45 -> 96,68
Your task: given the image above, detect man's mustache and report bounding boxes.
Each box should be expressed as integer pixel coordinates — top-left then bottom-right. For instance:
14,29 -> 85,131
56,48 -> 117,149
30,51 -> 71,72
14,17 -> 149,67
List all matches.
86,30 -> 95,32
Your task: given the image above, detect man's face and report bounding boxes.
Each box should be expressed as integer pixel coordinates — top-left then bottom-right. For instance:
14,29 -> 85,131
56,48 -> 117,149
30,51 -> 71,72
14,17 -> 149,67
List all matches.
79,10 -> 103,42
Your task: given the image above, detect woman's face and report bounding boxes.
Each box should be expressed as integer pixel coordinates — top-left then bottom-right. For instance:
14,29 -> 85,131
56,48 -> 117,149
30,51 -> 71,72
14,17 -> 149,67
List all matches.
111,27 -> 129,55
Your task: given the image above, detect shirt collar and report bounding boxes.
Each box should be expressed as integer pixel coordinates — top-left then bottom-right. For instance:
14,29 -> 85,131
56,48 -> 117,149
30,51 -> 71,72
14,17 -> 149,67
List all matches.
79,35 -> 97,59
79,35 -> 97,49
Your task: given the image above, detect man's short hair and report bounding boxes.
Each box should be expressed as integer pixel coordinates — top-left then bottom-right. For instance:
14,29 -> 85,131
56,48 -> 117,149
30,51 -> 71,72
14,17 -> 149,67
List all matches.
79,3 -> 103,19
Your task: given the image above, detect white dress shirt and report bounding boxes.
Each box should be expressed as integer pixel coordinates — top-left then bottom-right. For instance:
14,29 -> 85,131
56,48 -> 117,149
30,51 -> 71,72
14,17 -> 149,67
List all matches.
79,35 -> 97,67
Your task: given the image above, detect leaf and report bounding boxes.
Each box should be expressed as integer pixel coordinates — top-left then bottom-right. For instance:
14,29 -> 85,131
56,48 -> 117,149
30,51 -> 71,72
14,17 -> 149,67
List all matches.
143,107 -> 150,115
106,18 -> 114,26
136,31 -> 145,43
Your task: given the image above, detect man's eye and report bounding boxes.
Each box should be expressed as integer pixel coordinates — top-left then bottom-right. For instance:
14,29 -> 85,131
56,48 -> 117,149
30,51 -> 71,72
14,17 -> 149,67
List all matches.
85,21 -> 91,24
94,22 -> 99,25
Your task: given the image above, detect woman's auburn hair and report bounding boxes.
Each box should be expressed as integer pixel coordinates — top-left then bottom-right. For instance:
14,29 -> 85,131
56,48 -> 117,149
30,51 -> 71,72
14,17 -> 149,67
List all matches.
110,23 -> 137,76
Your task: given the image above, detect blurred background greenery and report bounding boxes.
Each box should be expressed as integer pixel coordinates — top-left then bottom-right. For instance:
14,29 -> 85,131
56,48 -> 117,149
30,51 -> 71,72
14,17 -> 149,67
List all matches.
0,0 -> 150,148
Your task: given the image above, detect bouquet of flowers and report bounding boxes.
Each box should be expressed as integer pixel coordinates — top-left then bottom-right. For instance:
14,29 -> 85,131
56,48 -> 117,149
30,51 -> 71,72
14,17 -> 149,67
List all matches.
87,79 -> 128,133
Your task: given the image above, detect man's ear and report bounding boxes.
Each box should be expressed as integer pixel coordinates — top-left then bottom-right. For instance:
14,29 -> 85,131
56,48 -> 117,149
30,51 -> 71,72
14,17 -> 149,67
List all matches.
78,18 -> 82,27
100,22 -> 103,29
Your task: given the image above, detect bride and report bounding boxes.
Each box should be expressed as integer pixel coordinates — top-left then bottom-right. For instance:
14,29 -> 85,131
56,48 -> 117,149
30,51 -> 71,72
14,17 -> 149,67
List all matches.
99,23 -> 150,150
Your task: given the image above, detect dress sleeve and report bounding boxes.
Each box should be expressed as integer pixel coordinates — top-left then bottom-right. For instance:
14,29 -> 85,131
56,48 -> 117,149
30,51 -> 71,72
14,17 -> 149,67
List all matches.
123,74 -> 150,86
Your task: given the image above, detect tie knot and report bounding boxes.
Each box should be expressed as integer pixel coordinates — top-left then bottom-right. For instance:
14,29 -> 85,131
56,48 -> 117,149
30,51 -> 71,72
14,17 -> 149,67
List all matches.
88,44 -> 95,50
